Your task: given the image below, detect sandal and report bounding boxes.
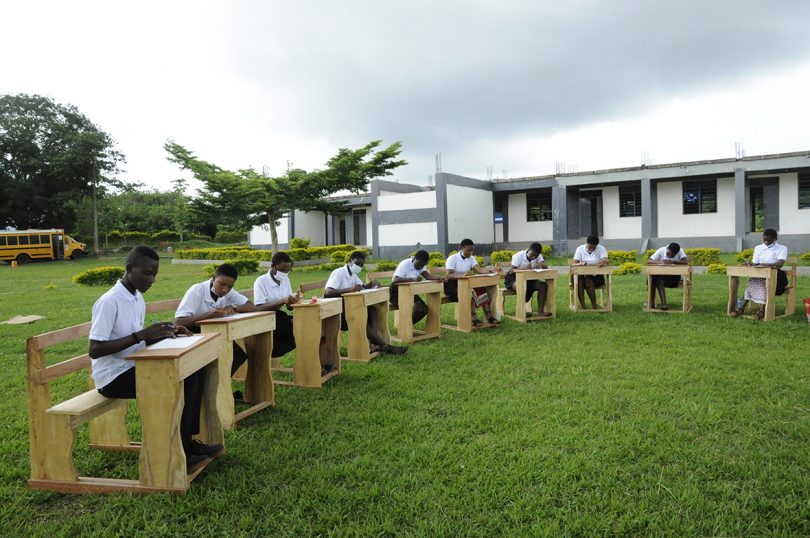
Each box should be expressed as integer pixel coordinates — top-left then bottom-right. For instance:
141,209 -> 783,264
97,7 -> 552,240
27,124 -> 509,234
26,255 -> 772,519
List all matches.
472,318 -> 483,327
486,317 -> 500,325
730,307 -> 743,318
756,309 -> 765,321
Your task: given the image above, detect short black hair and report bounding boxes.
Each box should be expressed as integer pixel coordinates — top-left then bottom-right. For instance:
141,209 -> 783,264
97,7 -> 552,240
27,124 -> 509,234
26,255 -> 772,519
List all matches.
271,251 -> 292,265
215,263 -> 238,280
350,250 -> 366,261
460,238 -> 474,248
529,242 -> 542,253
586,235 -> 600,246
126,245 -> 159,268
763,228 -> 778,239
413,250 -> 429,263
667,242 -> 681,254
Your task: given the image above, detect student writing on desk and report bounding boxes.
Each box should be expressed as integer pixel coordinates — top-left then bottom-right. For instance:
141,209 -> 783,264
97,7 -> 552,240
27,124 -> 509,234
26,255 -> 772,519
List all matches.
324,251 -> 407,357
390,250 -> 446,325
505,242 -> 551,317
88,246 -> 224,474
444,238 -> 499,327
572,235 -> 609,310
252,251 -> 299,358
731,228 -> 789,320
646,243 -> 688,310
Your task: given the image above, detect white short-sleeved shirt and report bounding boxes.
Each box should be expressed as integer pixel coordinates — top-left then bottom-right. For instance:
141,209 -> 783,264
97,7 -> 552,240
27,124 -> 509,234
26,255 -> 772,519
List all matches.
254,270 -> 295,306
89,281 -> 146,389
752,241 -> 788,265
445,252 -> 478,274
176,280 -> 249,318
325,265 -> 363,292
394,257 -> 426,280
649,247 -> 687,262
511,249 -> 545,270
573,244 -> 609,265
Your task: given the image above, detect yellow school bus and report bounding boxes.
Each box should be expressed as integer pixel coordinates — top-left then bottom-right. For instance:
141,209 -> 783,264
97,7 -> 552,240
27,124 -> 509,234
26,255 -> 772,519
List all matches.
0,229 -> 87,264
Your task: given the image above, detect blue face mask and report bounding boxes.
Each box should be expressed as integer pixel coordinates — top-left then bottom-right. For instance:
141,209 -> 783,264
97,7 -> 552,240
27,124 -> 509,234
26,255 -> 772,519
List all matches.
349,263 -> 363,275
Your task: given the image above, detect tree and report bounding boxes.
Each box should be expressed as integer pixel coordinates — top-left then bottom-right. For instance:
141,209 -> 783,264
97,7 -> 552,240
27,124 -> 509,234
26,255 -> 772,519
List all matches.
0,94 -> 124,251
165,140 -> 407,252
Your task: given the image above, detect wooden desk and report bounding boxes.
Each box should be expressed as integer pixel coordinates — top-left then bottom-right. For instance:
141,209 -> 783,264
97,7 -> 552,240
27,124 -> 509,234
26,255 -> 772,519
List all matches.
127,333 -> 223,493
393,280 -> 443,343
444,273 -> 501,332
198,311 -> 276,429
569,265 -> 613,312
342,287 -> 391,363
508,269 -> 558,322
644,265 -> 692,313
726,265 -> 796,321
282,298 -> 343,388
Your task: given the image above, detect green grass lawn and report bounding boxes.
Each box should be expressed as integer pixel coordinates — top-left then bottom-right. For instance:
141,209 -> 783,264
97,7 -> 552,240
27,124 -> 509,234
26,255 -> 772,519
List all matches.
1,257 -> 809,536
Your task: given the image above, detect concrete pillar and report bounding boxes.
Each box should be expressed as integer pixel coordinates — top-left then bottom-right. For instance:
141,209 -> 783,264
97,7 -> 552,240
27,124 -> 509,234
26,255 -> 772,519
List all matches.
734,169 -> 746,251
640,178 -> 652,251
326,214 -> 334,246
551,184 -> 568,255
435,173 -> 449,254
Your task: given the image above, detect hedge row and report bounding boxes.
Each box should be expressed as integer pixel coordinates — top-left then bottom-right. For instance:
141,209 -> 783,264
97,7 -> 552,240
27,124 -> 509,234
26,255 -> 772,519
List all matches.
202,258 -> 260,278
175,244 -> 359,262
72,266 -> 125,286
106,230 -> 213,243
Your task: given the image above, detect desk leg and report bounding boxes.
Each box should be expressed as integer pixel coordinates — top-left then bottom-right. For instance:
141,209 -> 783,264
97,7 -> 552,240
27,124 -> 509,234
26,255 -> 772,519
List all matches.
321,315 -> 341,374
547,278 -> 556,319
646,274 -> 654,312
399,290 -> 415,343
293,308 -> 323,388
456,280 -> 473,332
136,361 -> 186,490
570,273 -> 579,311
727,276 -> 739,315
765,275 -> 777,321
345,296 -> 371,362
425,291 -> 441,338
515,276 -> 527,322
373,302 -> 391,346
244,332 -> 274,405
606,275 -> 613,312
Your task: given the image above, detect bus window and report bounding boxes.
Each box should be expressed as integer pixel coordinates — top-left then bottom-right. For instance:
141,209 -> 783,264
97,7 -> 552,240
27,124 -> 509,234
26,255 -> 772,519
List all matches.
19,236 -> 29,245
0,237 -> 5,246
8,236 -> 17,246
39,235 -> 49,244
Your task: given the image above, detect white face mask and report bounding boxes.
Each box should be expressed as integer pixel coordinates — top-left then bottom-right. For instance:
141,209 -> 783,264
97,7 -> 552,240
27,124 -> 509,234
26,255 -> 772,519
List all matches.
349,263 -> 363,275
273,270 -> 289,281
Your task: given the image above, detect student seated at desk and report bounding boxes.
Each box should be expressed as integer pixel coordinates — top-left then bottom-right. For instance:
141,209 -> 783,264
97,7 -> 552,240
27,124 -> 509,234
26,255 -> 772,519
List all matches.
444,238 -> 499,326
647,242 -> 688,310
572,235 -> 609,310
174,263 -> 257,375
325,250 -> 407,357
391,249 -> 446,324
505,242 -> 550,316
88,246 -> 223,474
731,228 -> 789,320
252,251 -> 299,358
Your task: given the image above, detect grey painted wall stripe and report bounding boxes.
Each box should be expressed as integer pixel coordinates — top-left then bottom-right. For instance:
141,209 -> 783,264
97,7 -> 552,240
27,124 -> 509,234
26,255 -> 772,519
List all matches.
375,208 -> 439,225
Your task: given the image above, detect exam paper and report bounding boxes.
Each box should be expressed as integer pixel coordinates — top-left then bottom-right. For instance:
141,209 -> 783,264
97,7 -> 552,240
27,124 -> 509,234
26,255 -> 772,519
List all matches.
148,335 -> 204,350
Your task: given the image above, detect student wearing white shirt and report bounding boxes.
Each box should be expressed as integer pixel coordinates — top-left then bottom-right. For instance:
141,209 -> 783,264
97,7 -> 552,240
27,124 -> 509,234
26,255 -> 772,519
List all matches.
572,235 -> 610,310
732,229 -> 789,320
325,251 -> 407,360
253,251 -> 299,359
504,242 -> 550,316
174,263 -> 256,376
444,238 -> 499,326
89,246 -> 222,474
646,242 -> 689,310
391,250 -> 445,324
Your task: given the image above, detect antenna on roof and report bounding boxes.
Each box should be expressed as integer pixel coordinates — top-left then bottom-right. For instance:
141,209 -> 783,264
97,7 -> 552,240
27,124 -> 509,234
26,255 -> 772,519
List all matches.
427,174 -> 433,186
486,166 -> 493,180
502,169 -> 507,179
555,161 -> 566,175
735,142 -> 746,159
435,153 -> 442,173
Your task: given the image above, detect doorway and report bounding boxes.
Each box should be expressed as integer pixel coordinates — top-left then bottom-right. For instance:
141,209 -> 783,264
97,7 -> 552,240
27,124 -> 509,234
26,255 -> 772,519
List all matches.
579,190 -> 603,237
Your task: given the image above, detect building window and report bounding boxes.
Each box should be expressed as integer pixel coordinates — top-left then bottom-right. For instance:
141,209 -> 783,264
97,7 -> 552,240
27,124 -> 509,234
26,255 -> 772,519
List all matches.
619,185 -> 642,217
799,172 -> 810,209
526,190 -> 552,222
682,180 -> 717,214
494,197 -> 503,224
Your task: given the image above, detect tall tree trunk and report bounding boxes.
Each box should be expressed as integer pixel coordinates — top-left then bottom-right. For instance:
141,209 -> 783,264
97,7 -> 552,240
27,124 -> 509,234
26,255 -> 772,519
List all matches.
268,213 -> 279,252
92,177 -> 100,256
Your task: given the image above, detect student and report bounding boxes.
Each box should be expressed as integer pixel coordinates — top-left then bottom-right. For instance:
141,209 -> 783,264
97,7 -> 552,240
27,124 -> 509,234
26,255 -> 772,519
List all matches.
174,263 -> 256,376
572,235 -> 609,309
732,228 -> 789,320
444,238 -> 499,326
391,250 -> 445,324
505,242 -> 550,316
89,246 -> 223,474
253,251 -> 299,359
324,250 -> 407,359
646,242 -> 688,310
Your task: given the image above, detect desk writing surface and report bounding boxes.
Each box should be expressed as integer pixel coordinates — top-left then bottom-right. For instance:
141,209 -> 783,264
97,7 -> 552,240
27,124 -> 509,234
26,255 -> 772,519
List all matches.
644,265 -> 690,276
129,334 -> 219,359
197,312 -> 268,323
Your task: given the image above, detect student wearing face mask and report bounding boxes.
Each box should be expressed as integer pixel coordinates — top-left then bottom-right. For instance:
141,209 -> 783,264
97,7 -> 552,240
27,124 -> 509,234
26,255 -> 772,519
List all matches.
325,251 -> 408,356
175,263 -> 257,375
391,249 -> 446,324
253,251 -> 299,358
444,238 -> 500,326
731,228 -> 789,320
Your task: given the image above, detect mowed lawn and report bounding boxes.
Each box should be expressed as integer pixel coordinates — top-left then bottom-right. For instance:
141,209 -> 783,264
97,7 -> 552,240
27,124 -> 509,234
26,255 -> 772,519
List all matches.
1,257 -> 809,536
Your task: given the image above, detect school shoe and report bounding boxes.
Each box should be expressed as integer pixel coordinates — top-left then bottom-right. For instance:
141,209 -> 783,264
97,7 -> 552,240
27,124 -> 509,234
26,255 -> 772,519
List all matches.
321,363 -> 335,377
384,344 -> 408,355
190,439 -> 226,459
186,454 -> 210,474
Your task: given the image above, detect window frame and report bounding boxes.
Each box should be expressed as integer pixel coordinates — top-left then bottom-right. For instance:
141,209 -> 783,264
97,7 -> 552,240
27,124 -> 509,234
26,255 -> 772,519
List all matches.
526,190 -> 553,222
799,172 -> 810,209
618,184 -> 642,218
682,179 -> 718,215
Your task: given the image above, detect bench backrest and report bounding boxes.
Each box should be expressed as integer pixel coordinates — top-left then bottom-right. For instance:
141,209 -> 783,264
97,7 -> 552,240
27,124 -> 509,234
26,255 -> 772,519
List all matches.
366,270 -> 395,283
785,257 -> 798,288
298,279 -> 328,296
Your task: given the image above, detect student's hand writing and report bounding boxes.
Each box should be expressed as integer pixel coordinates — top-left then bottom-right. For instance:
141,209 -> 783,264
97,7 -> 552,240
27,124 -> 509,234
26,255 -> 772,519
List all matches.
598,260 -> 609,267
286,294 -> 300,306
173,325 -> 193,337
140,322 -> 177,345
352,285 -> 362,292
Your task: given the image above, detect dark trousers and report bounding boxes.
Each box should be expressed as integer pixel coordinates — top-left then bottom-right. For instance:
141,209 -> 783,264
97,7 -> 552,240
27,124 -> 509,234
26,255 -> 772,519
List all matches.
340,303 -> 387,346
98,366 -> 205,455
272,309 -> 296,358
390,284 -> 428,324
504,273 -> 547,302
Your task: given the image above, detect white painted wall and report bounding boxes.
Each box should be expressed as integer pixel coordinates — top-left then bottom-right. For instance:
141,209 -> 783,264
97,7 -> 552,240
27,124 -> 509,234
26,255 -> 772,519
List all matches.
602,186 -> 642,239
249,215 -> 290,246
776,173 -> 810,234
366,209 -> 373,247
506,193 -> 553,242
657,178 -> 735,237
376,190 -> 436,211
293,210 -> 325,245
446,184 -> 494,243
495,223 -> 504,243
378,222 -> 438,246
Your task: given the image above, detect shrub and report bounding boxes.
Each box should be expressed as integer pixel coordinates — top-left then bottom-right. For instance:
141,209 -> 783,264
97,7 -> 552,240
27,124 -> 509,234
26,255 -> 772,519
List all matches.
188,232 -> 213,242
800,252 -> 810,264
735,249 -> 755,264
150,229 -> 180,242
215,229 -> 248,244
608,250 -> 637,265
289,237 -> 311,249
491,250 -> 516,263
124,231 -> 150,243
175,244 -> 362,262
107,230 -> 125,243
644,249 -> 656,260
374,261 -> 397,271
684,248 -> 720,265
428,259 -> 445,268
330,250 -> 353,263
614,262 -> 642,275
707,263 -> 727,274
202,258 -> 260,278
72,266 -> 125,286
318,262 -> 344,271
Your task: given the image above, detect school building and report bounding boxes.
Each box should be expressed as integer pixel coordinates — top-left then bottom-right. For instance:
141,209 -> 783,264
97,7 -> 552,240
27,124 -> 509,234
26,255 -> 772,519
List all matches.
248,150 -> 810,258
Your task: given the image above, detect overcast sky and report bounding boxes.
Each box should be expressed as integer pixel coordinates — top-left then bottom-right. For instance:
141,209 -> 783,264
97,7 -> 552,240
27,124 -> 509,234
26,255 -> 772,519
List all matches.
4,0 -> 810,191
